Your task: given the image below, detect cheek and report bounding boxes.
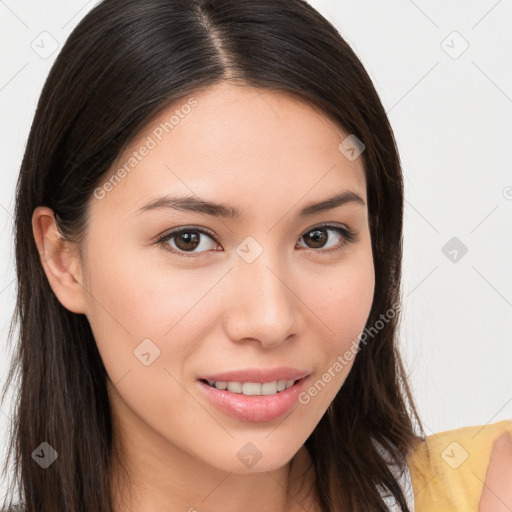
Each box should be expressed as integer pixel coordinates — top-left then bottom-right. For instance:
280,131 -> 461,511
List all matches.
307,253 -> 375,345
297,253 -> 375,407
81,230 -> 208,383
82,243 -> 212,446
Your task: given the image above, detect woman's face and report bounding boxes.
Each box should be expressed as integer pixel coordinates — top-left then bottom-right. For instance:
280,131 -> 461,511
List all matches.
78,82 -> 375,473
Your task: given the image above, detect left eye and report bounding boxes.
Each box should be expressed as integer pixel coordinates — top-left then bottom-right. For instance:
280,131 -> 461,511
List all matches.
297,225 -> 356,252
156,224 -> 357,257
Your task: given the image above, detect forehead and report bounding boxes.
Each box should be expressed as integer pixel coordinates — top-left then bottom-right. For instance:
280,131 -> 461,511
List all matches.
92,82 -> 367,219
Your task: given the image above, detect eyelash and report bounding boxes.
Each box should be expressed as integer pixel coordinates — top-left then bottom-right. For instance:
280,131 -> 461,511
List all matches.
155,223 -> 358,259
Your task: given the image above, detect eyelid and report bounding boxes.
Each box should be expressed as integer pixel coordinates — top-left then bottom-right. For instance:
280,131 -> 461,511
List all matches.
155,225 -> 217,243
302,221 -> 350,234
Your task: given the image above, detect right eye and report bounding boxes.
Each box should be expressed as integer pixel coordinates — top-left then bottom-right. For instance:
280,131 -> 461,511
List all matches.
156,227 -> 219,257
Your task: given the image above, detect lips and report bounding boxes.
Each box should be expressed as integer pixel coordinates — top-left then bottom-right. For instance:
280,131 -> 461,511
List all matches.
197,366 -> 310,383
196,375 -> 310,422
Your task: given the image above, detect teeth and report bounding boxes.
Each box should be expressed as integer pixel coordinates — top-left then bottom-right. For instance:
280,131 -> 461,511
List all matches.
227,381 -> 242,393
205,379 -> 297,395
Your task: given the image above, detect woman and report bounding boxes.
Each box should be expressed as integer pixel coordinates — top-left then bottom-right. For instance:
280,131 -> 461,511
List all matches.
1,0 -> 510,511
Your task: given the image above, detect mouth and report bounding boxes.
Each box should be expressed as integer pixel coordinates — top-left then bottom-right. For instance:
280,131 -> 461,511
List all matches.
196,375 -> 310,423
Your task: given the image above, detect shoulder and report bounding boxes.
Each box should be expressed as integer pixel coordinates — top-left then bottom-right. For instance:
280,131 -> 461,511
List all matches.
407,419 -> 512,512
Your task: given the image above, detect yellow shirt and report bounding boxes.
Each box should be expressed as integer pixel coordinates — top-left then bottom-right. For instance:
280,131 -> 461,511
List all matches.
407,419 -> 512,511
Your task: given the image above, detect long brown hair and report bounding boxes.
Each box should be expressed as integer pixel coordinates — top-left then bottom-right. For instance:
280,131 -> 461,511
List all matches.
1,0 -> 425,510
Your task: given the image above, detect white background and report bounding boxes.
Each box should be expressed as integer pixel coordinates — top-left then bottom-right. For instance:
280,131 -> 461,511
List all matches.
1,0 -> 511,499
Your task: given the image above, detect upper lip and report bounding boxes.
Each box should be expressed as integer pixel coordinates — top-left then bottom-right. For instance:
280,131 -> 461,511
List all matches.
198,366 -> 311,383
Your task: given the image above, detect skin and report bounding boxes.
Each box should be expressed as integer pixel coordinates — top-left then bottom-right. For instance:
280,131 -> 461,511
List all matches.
33,82 -> 375,512
479,430 -> 512,512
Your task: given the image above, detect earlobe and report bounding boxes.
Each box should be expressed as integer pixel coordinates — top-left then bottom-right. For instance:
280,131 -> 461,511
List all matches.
32,206 -> 88,315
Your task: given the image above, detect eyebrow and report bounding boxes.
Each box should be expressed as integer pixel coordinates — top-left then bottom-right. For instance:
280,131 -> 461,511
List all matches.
135,190 -> 366,219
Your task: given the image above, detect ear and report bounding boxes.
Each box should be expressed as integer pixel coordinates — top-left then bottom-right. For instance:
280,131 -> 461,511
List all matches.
32,206 -> 88,315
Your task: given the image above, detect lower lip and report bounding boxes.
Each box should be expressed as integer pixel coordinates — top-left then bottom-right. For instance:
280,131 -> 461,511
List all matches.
196,377 -> 309,423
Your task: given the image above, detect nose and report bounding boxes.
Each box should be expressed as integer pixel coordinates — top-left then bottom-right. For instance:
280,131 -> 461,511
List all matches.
223,255 -> 299,349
